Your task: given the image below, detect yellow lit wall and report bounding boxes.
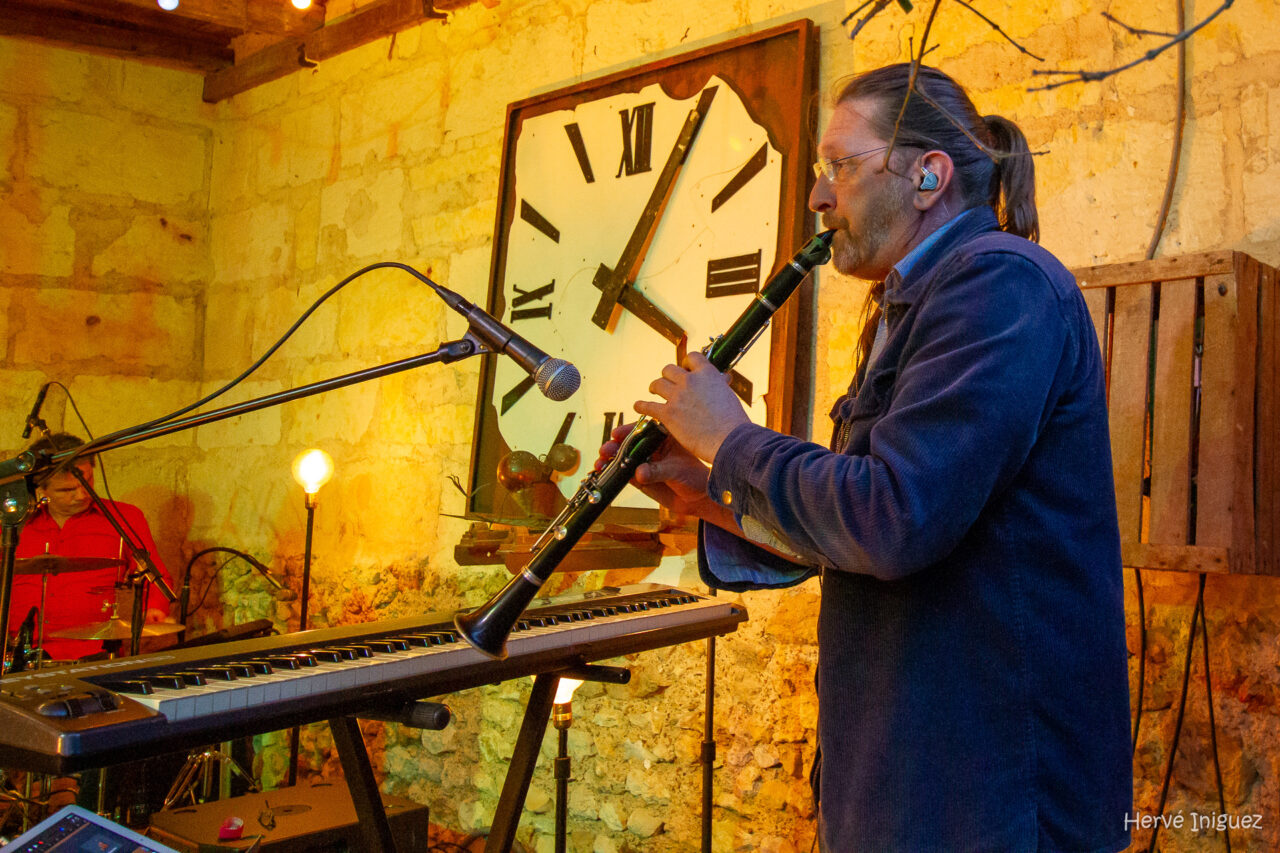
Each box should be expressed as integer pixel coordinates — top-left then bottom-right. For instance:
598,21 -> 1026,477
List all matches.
2,1 -> 1280,850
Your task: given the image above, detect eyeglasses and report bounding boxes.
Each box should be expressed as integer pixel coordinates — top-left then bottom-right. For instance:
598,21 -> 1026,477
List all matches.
812,145 -> 890,182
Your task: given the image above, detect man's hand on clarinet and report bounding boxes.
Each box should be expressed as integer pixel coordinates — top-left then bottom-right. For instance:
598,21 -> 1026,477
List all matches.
634,352 -> 750,463
594,423 -> 713,516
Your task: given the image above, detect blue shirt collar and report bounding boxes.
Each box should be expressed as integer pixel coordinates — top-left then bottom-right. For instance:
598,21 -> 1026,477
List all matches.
890,207 -> 983,286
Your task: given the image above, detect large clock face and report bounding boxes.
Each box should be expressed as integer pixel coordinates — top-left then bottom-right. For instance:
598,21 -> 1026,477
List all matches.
467,21 -> 817,527
490,76 -> 781,511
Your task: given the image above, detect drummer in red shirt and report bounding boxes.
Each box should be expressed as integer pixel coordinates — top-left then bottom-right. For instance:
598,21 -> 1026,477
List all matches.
10,433 -> 175,661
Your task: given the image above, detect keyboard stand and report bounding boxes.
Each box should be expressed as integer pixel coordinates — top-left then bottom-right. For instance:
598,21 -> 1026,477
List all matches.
331,715 -> 399,853
486,672 -> 557,853
332,699 -> 454,853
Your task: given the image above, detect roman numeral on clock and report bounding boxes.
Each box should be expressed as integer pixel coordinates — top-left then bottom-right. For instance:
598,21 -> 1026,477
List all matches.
519,200 -> 560,242
616,102 -> 654,177
510,280 -> 555,322
706,251 -> 763,298
500,375 -> 535,415
711,142 -> 768,212
602,411 -> 627,445
564,122 -> 595,183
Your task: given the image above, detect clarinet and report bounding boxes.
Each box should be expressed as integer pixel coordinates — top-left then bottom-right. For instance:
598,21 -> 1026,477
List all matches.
456,230 -> 836,658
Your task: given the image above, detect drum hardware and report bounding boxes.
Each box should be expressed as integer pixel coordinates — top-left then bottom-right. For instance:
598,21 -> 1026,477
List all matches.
163,745 -> 259,810
50,600 -> 184,641
11,556 -> 124,575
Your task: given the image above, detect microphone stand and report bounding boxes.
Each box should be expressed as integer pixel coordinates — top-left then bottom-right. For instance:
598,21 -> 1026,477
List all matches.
64,464 -> 176,657
0,337 -> 483,675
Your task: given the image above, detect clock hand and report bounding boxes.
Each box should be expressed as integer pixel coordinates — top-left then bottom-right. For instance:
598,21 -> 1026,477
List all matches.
592,274 -> 754,404
591,85 -> 718,330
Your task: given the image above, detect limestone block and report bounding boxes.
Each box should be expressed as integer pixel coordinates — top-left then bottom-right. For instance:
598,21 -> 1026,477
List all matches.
623,764 -> 674,800
183,449 -> 291,544
319,168 -> 406,260
249,279 -> 340,369
404,147 -> 499,250
208,125 -> 258,212
591,834 -> 619,853
13,287 -> 198,373
113,63 -> 206,117
598,800 -> 624,832
339,71 -> 443,169
440,10 -> 586,144
63,376 -> 201,445
625,807 -> 663,837
298,39 -> 390,101
755,776 -> 792,811
0,39 -> 92,102
524,785 -> 550,813
210,201 -> 293,284
734,763 -> 761,797
0,191 -> 74,277
1241,82 -> 1280,245
264,101 -> 336,191
28,109 -> 207,206
1157,110 -> 1231,255
282,192 -> 318,274
0,102 -> 18,177
583,0 -> 732,74
333,262 -> 445,358
411,198 -> 496,252
456,799 -> 492,832
91,214 -> 209,283
191,380 -> 285,448
0,367 -> 47,443
201,285 -> 258,380
753,743 -> 782,769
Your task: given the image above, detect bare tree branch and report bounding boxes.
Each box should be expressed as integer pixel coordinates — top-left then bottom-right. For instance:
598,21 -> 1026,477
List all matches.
1101,11 -> 1177,39
842,0 -> 897,43
1030,0 -> 1233,91
884,0 -> 944,165
950,0 -> 1044,61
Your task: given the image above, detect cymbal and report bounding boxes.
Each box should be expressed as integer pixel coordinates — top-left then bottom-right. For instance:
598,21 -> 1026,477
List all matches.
14,555 -> 123,576
50,620 -> 185,641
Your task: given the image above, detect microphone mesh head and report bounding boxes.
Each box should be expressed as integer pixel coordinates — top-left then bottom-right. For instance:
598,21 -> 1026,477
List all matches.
536,358 -> 581,401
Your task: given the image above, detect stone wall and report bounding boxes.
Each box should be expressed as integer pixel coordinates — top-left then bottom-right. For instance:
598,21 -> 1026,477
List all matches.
2,0 -> 1280,851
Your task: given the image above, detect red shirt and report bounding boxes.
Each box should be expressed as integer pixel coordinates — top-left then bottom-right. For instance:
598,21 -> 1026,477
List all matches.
11,501 -> 173,660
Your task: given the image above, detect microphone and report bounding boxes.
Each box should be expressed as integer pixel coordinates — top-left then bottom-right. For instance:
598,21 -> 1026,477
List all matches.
21,383 -> 51,439
242,554 -> 286,590
432,284 -> 580,402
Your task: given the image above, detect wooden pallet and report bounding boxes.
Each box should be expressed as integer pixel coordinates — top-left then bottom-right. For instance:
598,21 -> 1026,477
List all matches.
1074,251 -> 1278,575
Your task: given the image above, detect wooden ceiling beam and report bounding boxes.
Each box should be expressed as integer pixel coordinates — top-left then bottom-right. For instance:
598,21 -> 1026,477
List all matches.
108,0 -> 325,37
0,4 -> 234,72
202,0 -> 443,102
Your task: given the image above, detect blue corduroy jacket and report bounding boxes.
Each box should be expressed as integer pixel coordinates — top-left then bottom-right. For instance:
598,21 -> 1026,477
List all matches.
700,207 -> 1132,852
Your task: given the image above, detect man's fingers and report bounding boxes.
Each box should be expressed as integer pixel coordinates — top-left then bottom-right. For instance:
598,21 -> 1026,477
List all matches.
681,351 -> 712,371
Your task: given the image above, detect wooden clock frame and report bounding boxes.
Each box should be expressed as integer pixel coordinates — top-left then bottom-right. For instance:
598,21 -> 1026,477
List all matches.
465,19 -> 820,532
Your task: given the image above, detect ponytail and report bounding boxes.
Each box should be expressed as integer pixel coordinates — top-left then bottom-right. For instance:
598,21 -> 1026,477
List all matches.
983,115 -> 1039,243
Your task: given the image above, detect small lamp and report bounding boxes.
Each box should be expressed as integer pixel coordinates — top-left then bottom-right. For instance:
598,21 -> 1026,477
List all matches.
552,677 -> 584,853
288,448 -> 333,786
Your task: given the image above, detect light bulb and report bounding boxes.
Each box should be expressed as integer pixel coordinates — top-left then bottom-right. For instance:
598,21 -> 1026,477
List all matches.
292,449 -> 334,495
291,0 -> 311,8
157,0 -> 179,9
553,677 -> 583,706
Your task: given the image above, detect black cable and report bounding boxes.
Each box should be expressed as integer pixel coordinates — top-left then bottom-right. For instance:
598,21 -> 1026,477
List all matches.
1147,575 -> 1204,852
1198,577 -> 1231,852
68,261 -> 443,467
1132,569 -> 1146,756
189,555 -> 240,615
